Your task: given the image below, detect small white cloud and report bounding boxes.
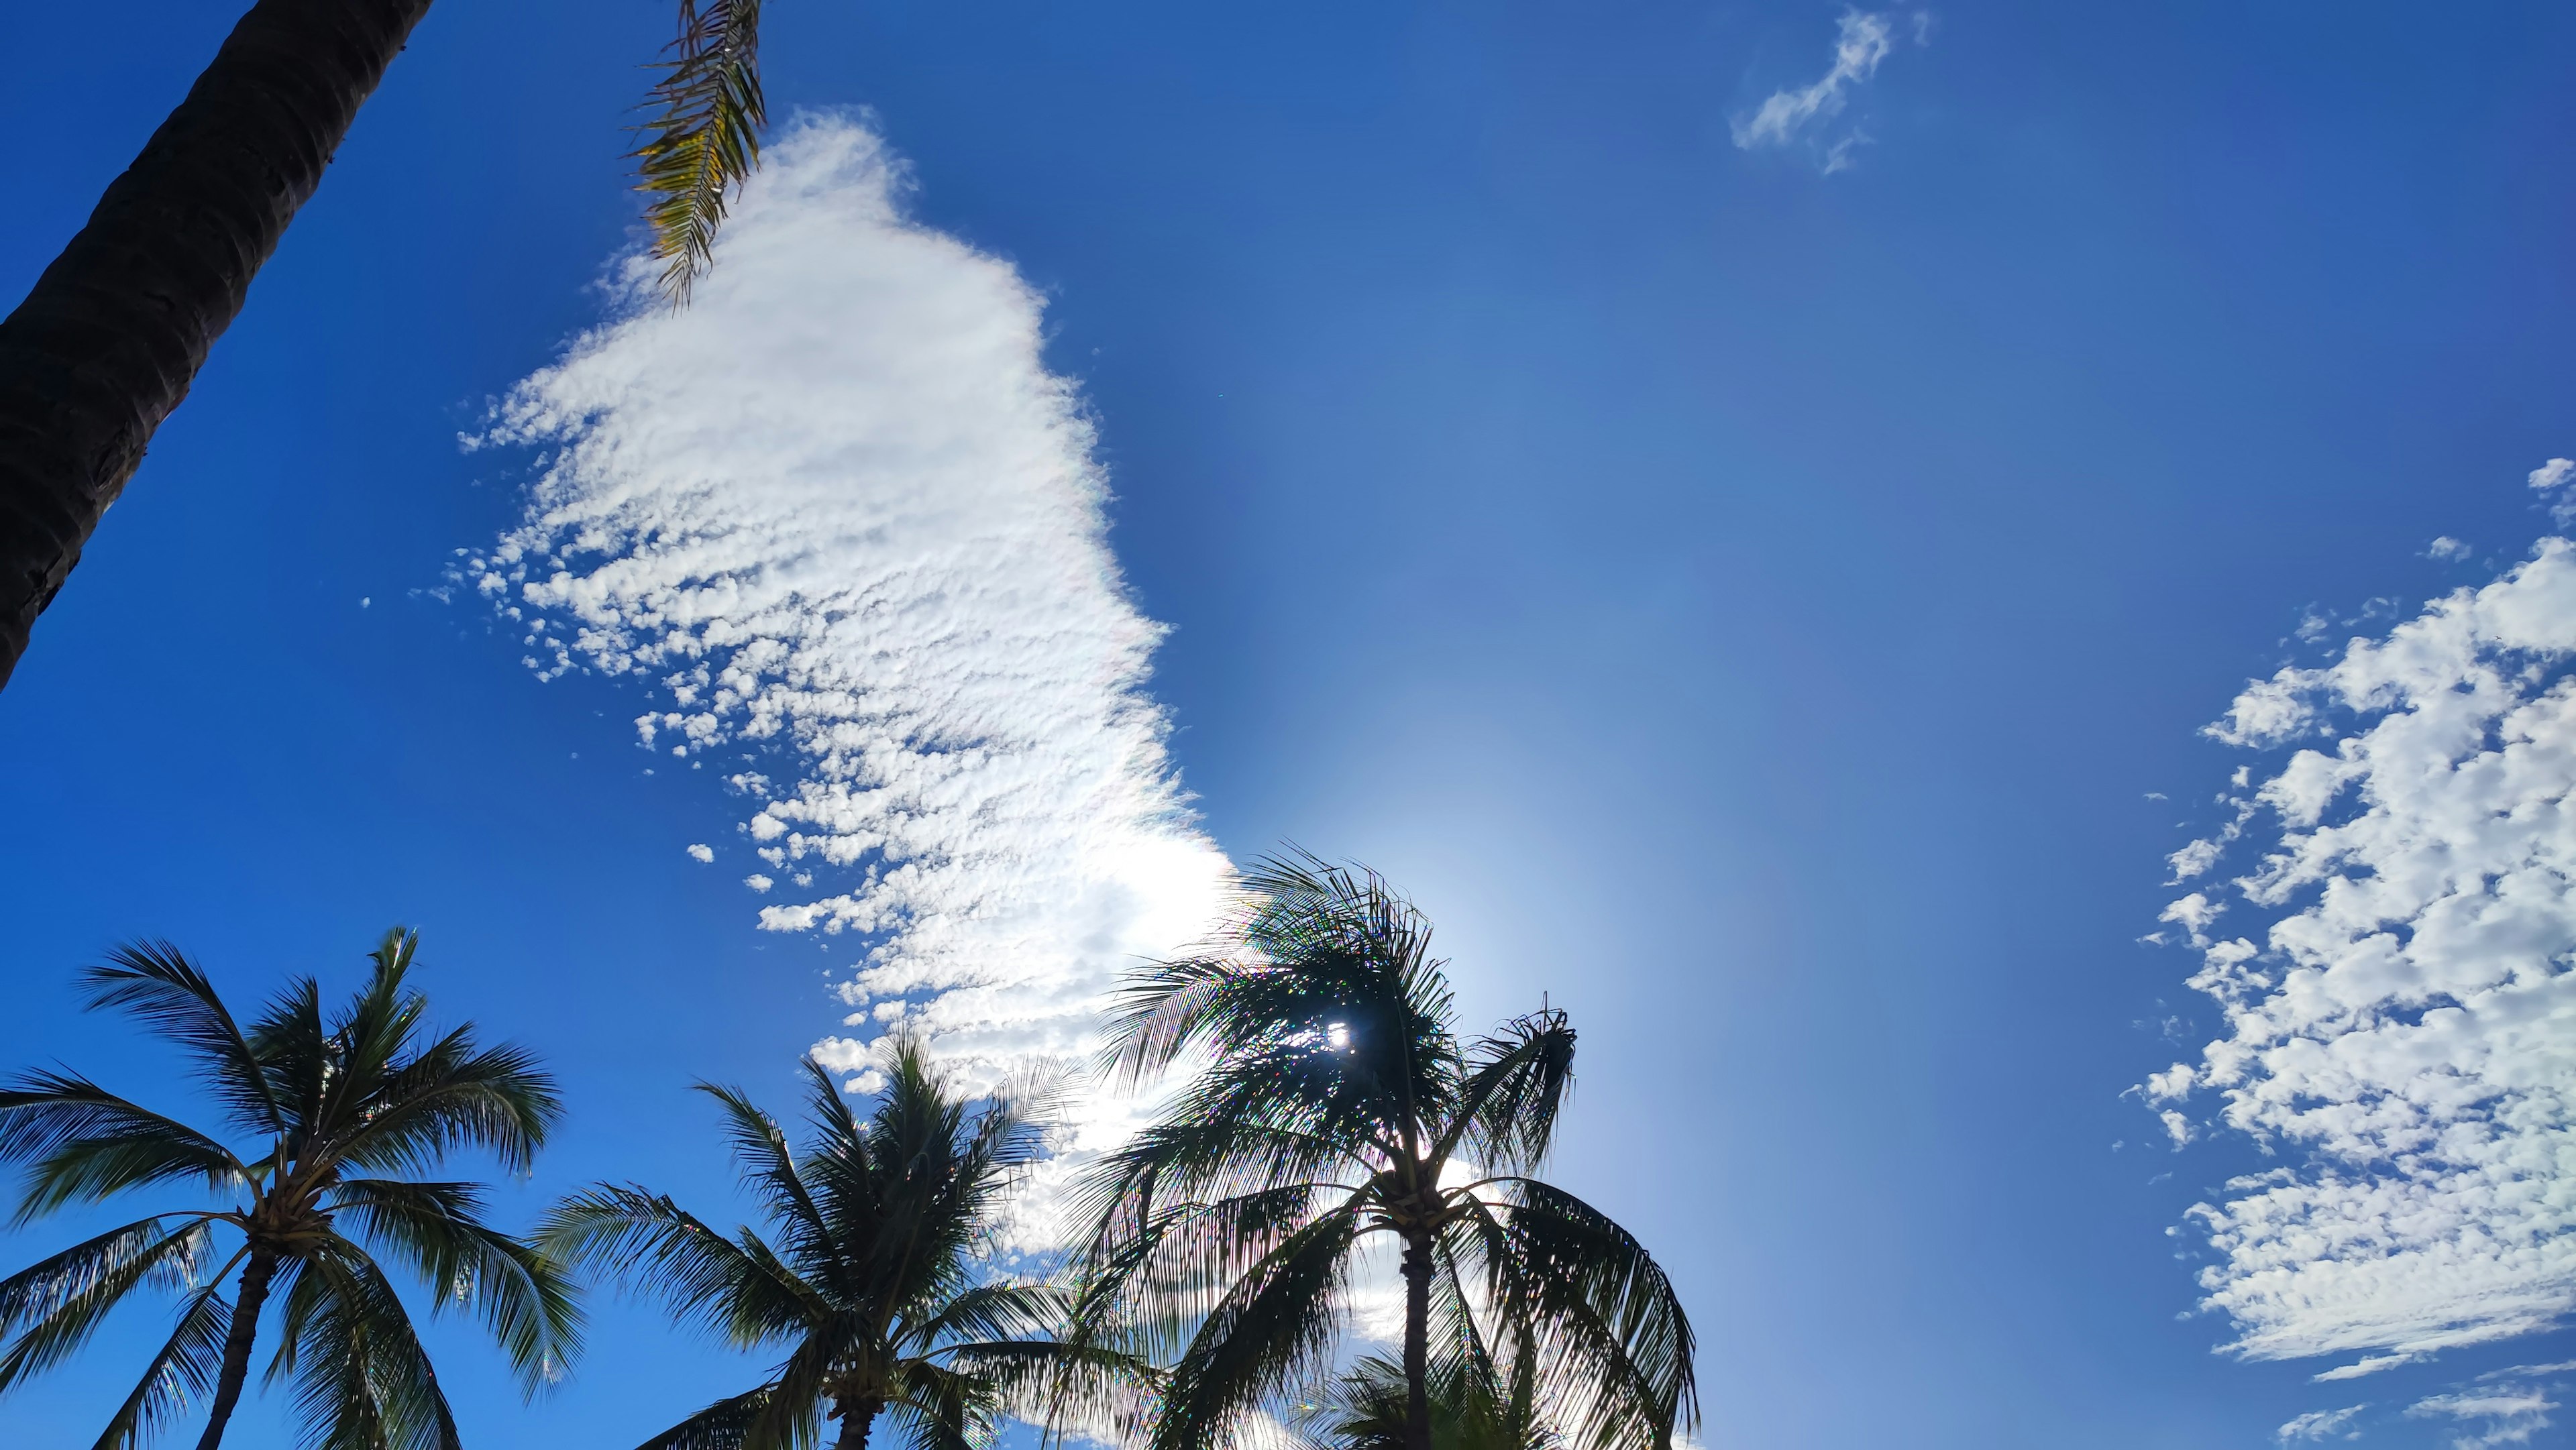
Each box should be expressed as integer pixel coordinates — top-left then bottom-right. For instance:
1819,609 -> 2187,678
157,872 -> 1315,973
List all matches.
2318,1353 -> 2418,1382
2531,457 -> 2576,527
359,596 -> 372,608
744,873 -> 774,893
2428,537 -> 2473,561
1731,9 -> 1924,172
686,843 -> 714,863
2276,1404 -> 2365,1442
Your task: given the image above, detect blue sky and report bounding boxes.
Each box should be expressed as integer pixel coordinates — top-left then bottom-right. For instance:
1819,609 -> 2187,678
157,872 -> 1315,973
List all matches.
8,2 -> 2576,1447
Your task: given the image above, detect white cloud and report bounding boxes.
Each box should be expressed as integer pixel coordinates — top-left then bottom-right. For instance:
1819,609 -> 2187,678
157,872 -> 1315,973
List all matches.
2276,1404 -> 2365,1442
2408,1387 -> 2557,1448
686,843 -> 714,863
2430,537 -> 2473,562
1731,10 -> 1922,170
468,116 -> 1234,1242
2532,459 -> 2576,528
2150,507 -> 2576,1363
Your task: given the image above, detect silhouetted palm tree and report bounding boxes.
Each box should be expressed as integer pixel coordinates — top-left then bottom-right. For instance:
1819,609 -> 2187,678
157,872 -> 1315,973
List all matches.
1071,854 -> 1697,1450
543,1037 -> 1150,1450
0,930 -> 579,1450
0,0 -> 772,691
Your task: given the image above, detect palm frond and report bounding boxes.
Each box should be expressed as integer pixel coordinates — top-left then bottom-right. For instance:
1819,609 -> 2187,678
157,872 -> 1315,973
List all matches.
79,942 -> 286,1136
0,1217 -> 224,1394
695,1077 -> 835,1277
883,1358 -> 995,1450
932,1337 -> 1160,1446
1446,1185 -> 1695,1450
1438,1011 -> 1576,1177
633,1381 -> 800,1450
0,1070 -> 248,1219
90,1280 -> 232,1450
329,1178 -> 582,1393
272,1244 -> 464,1450
539,1184 -> 819,1346
635,0 -> 768,305
1151,1208 -> 1361,1450
246,976 -> 330,1137
333,1029 -> 560,1177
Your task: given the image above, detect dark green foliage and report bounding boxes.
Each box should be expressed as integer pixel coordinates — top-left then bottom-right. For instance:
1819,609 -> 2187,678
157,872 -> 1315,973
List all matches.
1303,1351 -> 1558,1450
543,1038 -> 1153,1450
1073,853 -> 1697,1450
0,931 -> 579,1449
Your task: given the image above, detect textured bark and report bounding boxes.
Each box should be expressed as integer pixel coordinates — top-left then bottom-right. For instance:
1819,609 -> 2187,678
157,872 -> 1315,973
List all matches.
835,1395 -> 881,1450
1401,1231 -> 1434,1450
195,1249 -> 278,1450
0,0 -> 435,690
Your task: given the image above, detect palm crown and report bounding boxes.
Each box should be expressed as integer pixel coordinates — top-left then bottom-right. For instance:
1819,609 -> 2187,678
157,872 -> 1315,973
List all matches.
0,930 -> 578,1450
542,1036 -> 1150,1450
1071,854 -> 1697,1450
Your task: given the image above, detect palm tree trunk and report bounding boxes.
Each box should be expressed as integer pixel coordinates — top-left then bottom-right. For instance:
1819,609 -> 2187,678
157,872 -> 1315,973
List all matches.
1401,1230 -> 1434,1450
835,1394 -> 881,1450
0,0 -> 437,691
195,1249 -> 278,1450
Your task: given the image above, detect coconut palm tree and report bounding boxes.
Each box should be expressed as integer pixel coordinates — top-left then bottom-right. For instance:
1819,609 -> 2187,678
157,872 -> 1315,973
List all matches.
0,0 -> 770,692
1069,854 -> 1698,1450
0,929 -> 579,1450
541,1036 -> 1151,1450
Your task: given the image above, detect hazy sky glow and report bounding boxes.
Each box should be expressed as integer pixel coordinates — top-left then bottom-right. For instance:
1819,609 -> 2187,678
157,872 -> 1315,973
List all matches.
7,3 -> 2576,1448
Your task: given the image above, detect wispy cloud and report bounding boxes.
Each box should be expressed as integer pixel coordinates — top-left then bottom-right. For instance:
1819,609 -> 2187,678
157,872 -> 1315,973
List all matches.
2408,1373 -> 2561,1449
2150,473 -> 2576,1363
467,117 -> 1233,1240
1731,9 -> 1927,173
2275,1404 -> 2365,1443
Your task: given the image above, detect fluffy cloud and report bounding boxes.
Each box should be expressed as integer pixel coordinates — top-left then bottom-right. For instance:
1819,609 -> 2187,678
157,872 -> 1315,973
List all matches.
468,117 -> 1234,1236
2152,514 -> 2576,1365
1731,9 -> 1925,172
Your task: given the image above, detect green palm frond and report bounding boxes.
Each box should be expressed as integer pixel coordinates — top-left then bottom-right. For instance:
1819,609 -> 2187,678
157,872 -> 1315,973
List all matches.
0,1217 -> 224,1394
90,1280 -> 232,1450
636,1380 -> 806,1450
539,1183 -> 820,1347
0,1070 -> 248,1219
329,1177 -> 582,1392
335,1029 -> 559,1178
635,0 -> 768,306
883,1357 -> 996,1450
271,1243 -> 464,1450
80,942 -> 286,1136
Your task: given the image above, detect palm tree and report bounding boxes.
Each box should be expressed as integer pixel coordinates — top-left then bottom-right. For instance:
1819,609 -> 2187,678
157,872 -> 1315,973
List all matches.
1069,854 -> 1698,1450
0,0 -> 771,692
541,1036 -> 1150,1450
1302,1351 -> 1556,1450
0,928 -> 579,1449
